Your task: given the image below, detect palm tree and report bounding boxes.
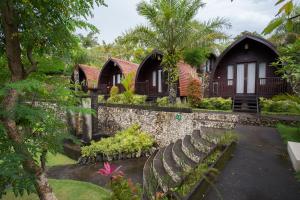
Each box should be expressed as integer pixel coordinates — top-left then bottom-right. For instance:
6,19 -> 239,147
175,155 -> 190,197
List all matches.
119,0 -> 230,103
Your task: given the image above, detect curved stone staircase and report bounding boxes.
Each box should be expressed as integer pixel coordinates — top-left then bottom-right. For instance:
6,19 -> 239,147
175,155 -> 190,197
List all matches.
142,130 -> 217,199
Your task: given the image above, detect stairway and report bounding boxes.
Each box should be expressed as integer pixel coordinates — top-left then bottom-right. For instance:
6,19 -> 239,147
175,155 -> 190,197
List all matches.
233,95 -> 259,113
142,130 -> 217,199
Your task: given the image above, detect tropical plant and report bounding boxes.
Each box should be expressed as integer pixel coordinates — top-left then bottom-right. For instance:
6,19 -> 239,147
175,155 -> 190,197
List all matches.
196,97 -> 232,110
156,97 -> 169,107
81,124 -> 155,157
260,97 -> 300,114
79,31 -> 99,48
120,0 -> 230,103
0,0 -> 106,199
121,72 -> 135,103
187,79 -> 202,107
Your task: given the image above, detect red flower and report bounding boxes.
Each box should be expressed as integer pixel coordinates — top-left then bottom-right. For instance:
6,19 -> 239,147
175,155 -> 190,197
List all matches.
97,162 -> 122,177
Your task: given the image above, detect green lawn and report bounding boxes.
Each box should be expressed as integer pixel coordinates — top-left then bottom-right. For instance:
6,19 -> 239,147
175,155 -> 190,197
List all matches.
2,179 -> 111,200
276,123 -> 300,143
46,153 -> 76,167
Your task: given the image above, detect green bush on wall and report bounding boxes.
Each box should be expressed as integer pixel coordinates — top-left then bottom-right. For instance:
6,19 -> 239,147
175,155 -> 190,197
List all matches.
156,97 -> 169,107
107,94 -> 146,105
197,97 -> 232,110
260,97 -> 300,114
81,124 -> 155,157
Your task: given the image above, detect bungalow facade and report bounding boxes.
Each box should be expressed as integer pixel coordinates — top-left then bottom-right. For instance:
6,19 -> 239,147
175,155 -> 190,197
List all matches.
134,50 -> 200,99
208,34 -> 291,112
98,57 -> 138,95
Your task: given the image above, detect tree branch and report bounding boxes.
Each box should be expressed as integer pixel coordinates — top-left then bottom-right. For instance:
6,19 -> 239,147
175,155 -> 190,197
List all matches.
40,149 -> 47,172
26,46 -> 38,75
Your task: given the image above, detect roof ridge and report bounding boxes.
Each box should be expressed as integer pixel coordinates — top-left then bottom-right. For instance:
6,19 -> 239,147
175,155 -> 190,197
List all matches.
111,57 -> 138,66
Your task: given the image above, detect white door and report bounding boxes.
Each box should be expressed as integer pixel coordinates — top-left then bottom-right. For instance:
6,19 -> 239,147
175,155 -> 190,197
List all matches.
236,64 -> 245,94
247,63 -> 256,94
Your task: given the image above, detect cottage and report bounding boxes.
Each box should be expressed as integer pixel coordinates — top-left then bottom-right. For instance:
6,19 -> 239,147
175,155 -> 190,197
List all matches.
71,64 -> 100,93
134,50 -> 200,100
208,34 -> 290,112
98,57 -> 138,95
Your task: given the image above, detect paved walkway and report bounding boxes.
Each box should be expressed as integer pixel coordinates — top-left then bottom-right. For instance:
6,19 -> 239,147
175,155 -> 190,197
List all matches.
205,125 -> 300,200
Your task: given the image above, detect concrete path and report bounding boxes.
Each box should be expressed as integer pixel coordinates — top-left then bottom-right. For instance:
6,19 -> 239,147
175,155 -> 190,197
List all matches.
205,125 -> 300,200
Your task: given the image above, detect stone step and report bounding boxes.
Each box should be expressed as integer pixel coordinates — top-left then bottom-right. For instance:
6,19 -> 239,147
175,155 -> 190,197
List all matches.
142,150 -> 159,200
162,143 -> 184,183
153,148 -> 177,192
191,131 -> 216,153
182,135 -> 206,163
172,139 -> 197,172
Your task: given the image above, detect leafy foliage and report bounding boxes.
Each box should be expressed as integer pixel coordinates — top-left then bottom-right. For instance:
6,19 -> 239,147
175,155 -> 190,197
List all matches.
187,79 -> 202,107
156,97 -> 169,107
260,97 -> 300,114
81,124 -> 155,157
276,123 -> 300,143
196,97 -> 232,110
110,176 -> 142,200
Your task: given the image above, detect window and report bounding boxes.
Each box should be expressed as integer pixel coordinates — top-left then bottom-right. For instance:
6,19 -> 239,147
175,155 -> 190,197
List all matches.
152,71 -> 157,87
227,65 -> 233,86
259,63 -> 266,85
117,74 -> 121,84
158,70 -> 162,93
113,75 -> 116,86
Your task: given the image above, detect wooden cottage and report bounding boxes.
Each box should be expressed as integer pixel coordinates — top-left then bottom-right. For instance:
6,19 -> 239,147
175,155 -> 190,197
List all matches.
98,57 -> 138,95
134,50 -> 200,99
209,34 -> 290,112
71,64 -> 100,93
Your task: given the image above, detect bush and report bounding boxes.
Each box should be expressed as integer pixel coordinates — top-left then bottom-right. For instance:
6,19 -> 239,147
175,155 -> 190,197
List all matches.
81,124 -> 155,157
187,79 -> 202,107
156,97 -> 169,107
260,97 -> 300,114
272,94 -> 300,104
197,97 -> 232,110
107,94 -> 146,105
98,95 -> 105,103
132,95 -> 147,105
276,123 -> 300,143
110,86 -> 119,97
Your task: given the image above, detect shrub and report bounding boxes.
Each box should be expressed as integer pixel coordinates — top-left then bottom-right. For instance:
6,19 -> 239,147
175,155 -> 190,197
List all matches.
110,86 -> 119,97
272,94 -> 300,104
156,97 -> 169,107
98,95 -> 105,103
260,97 -> 300,114
197,97 -> 232,110
276,123 -> 300,143
81,124 -> 155,157
187,79 -> 202,107
132,95 -> 147,105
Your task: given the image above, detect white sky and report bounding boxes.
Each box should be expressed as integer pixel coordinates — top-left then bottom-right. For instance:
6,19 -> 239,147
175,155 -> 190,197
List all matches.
80,0 -> 280,43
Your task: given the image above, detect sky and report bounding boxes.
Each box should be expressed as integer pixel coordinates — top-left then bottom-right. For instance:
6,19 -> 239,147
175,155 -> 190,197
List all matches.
80,0 -> 280,43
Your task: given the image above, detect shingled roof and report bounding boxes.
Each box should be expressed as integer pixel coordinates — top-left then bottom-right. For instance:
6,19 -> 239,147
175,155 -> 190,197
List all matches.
178,61 -> 200,96
106,57 -> 139,75
76,64 -> 101,89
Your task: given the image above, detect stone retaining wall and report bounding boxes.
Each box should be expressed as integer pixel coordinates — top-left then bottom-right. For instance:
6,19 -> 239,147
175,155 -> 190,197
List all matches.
98,104 -> 300,147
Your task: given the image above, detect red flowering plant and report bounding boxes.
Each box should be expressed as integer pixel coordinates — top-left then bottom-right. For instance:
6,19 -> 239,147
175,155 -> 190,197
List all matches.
98,162 -> 142,200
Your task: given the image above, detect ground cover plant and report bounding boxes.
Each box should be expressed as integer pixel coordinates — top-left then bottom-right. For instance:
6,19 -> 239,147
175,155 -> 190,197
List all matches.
2,179 -> 111,200
195,97 -> 232,111
260,95 -> 300,115
276,123 -> 300,143
81,124 -> 155,158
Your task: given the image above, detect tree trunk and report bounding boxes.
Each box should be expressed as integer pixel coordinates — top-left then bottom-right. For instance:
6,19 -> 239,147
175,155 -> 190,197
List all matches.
168,83 -> 177,104
0,1 -> 57,200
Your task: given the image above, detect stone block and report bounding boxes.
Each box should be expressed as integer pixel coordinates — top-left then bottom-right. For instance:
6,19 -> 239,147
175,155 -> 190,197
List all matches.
288,141 -> 300,172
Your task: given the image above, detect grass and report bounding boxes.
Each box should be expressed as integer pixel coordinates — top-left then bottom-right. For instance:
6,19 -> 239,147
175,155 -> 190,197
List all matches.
46,152 -> 76,167
276,123 -> 300,143
2,179 -> 111,200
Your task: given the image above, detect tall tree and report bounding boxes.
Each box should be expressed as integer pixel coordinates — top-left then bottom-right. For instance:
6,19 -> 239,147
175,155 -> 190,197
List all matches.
0,1 -> 105,199
120,0 -> 229,103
